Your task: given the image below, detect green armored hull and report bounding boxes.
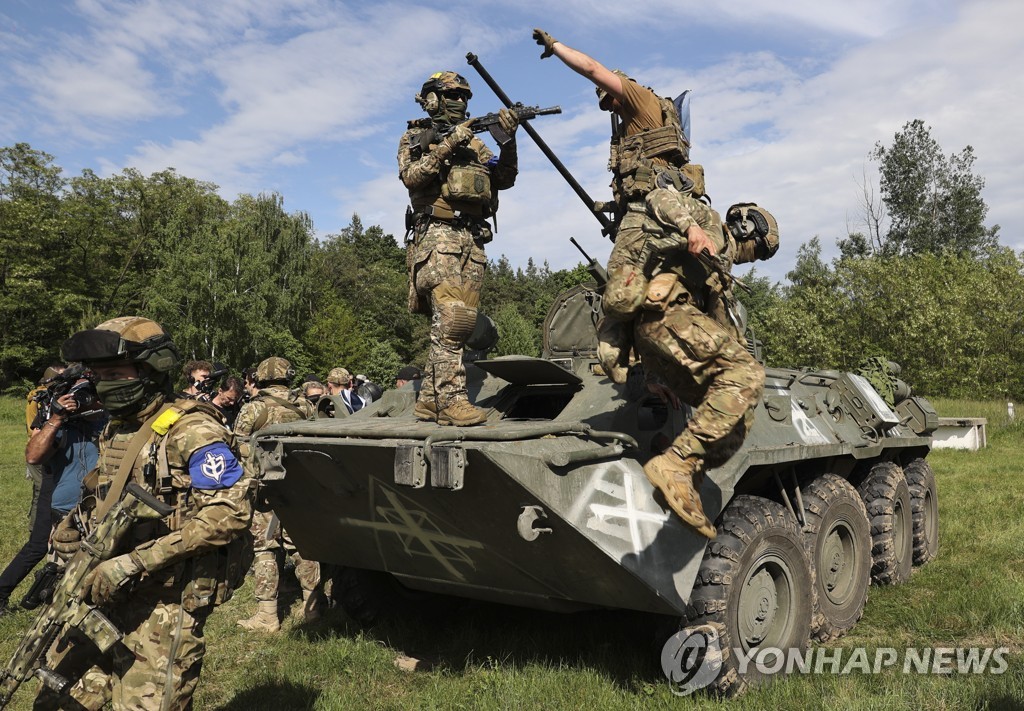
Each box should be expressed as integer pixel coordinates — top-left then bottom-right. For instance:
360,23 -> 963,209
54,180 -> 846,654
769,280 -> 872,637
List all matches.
253,284 -> 939,694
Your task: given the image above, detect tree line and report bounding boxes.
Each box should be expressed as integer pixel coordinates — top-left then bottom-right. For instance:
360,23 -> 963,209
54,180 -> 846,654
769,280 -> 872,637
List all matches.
0,142 -> 587,391
1,120 -> 1020,399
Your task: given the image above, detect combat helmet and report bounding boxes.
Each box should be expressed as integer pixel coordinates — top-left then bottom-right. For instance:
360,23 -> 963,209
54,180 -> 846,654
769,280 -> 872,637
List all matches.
416,71 -> 472,125
256,356 -> 295,386
61,316 -> 180,416
726,203 -> 780,261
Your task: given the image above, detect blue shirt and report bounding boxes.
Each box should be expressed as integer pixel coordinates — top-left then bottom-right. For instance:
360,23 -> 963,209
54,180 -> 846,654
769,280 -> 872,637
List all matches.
50,417 -> 105,515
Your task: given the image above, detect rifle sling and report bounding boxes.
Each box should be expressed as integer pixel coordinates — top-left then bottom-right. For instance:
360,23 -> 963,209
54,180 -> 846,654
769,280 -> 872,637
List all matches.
91,399 -> 212,521
92,404 -> 174,522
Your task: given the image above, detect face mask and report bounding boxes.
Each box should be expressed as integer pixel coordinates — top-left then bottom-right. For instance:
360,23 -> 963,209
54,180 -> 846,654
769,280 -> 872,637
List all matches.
95,378 -> 150,417
432,96 -> 468,127
307,394 -> 322,404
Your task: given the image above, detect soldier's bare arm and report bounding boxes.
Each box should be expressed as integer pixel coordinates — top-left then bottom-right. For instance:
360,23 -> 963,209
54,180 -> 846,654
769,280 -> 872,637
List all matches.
533,29 -> 624,102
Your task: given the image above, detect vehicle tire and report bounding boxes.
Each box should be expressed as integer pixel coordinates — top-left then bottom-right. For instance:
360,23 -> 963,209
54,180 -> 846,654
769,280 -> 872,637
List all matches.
332,567 -> 462,628
800,474 -> 871,642
903,457 -> 939,565
857,462 -> 912,585
683,495 -> 812,696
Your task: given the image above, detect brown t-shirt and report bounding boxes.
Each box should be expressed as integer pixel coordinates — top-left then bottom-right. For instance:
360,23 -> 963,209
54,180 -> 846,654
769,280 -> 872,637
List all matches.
617,78 -> 664,136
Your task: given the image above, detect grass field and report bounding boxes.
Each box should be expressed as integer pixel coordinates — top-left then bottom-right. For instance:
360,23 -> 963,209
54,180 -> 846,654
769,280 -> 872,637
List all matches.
0,395 -> 1021,710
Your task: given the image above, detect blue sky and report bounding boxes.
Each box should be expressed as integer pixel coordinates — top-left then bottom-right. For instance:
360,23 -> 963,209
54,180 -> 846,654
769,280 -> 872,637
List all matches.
2,0 -> 1021,282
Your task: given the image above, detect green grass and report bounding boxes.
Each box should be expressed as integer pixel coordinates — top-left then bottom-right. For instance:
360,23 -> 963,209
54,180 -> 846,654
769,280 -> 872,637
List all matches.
0,396 -> 1021,709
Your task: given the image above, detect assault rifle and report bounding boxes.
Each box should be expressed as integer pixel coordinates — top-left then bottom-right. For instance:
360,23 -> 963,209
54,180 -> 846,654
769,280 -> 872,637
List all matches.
0,483 -> 173,708
469,103 -> 561,147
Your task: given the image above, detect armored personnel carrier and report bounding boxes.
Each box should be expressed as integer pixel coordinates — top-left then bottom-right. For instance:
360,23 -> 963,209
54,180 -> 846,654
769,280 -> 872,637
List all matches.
252,284 -> 939,694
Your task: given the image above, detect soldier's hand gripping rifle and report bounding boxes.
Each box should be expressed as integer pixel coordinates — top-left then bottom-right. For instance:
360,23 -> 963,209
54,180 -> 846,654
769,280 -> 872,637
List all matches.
0,482 -> 173,709
470,103 -> 561,147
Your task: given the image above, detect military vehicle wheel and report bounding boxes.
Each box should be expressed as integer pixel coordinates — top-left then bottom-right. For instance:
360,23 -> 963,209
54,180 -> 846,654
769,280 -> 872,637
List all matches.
684,495 -> 812,696
903,458 -> 939,565
800,474 -> 871,642
332,567 -> 459,628
857,462 -> 912,585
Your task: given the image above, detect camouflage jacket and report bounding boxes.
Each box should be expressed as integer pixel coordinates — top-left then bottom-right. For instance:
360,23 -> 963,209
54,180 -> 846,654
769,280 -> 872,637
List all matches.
92,396 -> 253,605
397,124 -> 518,215
234,385 -> 315,439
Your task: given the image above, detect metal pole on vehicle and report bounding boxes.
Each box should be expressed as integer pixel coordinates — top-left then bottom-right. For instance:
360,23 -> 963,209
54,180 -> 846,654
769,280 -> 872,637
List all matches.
466,52 -> 614,236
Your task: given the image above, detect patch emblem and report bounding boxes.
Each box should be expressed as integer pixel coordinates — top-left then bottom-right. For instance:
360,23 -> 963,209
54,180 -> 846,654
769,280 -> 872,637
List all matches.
188,443 -> 243,489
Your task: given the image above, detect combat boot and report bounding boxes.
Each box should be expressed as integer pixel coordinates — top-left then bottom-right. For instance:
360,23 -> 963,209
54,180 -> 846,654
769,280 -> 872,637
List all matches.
413,399 -> 437,422
437,399 -> 488,427
643,448 -> 717,539
301,589 -> 322,622
236,600 -> 280,633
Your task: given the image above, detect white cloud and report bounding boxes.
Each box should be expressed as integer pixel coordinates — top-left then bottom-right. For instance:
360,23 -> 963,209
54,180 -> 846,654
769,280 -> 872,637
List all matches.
4,0 -> 1021,281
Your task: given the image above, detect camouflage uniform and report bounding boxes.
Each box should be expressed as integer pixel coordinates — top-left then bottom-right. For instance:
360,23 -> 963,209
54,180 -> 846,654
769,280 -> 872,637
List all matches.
600,189 -> 766,538
234,380 -> 319,628
399,71 -> 518,424
36,317 -> 253,711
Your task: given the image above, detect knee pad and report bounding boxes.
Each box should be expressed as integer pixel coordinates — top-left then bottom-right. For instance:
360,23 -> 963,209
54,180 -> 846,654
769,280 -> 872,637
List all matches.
439,303 -> 477,346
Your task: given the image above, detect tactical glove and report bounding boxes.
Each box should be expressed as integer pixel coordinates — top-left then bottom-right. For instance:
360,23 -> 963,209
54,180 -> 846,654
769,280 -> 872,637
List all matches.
51,514 -> 82,562
87,552 -> 144,605
533,28 -> 557,59
497,108 -> 519,138
436,121 -> 474,158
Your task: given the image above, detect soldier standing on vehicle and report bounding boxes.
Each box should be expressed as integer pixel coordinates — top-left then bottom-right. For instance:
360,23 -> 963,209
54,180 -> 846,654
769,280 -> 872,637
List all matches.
399,70 -> 519,426
33,316 -> 253,710
534,29 -> 773,538
234,357 -> 321,632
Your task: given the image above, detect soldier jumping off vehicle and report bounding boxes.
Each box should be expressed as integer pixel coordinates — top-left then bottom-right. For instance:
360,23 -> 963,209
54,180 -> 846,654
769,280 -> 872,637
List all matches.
534,28 -> 776,538
399,70 -> 519,427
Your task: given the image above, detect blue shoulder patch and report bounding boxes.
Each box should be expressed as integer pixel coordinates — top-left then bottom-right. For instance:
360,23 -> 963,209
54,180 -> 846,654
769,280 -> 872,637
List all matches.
486,155 -> 499,167
188,443 -> 243,490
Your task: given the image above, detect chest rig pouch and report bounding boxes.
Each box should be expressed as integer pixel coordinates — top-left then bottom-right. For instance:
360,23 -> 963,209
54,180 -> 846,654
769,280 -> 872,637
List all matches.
441,148 -> 492,206
610,94 -> 692,201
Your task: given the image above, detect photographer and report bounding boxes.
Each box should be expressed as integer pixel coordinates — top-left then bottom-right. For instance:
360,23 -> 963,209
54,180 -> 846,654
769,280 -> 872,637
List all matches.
0,370 -> 105,616
180,359 -> 213,398
24,364 -> 64,534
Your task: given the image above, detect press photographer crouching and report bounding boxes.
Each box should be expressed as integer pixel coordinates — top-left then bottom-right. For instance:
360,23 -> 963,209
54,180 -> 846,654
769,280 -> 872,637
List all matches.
0,365 -> 106,616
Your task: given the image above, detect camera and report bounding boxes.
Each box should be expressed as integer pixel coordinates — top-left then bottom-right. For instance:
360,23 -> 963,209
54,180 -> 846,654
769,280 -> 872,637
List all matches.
31,363 -> 99,425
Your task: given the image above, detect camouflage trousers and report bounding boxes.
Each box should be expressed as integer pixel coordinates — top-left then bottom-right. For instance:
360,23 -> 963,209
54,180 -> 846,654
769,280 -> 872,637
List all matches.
634,297 -> 765,468
34,587 -> 209,711
411,220 -> 486,409
250,509 -> 320,602
603,194 -> 724,321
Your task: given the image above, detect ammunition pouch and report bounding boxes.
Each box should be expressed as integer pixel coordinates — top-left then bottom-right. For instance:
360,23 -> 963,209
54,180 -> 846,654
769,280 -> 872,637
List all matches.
453,214 -> 493,244
643,272 -> 686,312
441,161 -> 491,206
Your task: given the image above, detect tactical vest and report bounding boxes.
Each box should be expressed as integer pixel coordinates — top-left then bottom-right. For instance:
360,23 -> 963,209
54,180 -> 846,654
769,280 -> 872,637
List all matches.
405,125 -> 494,220
93,397 -> 251,612
609,94 -> 692,203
